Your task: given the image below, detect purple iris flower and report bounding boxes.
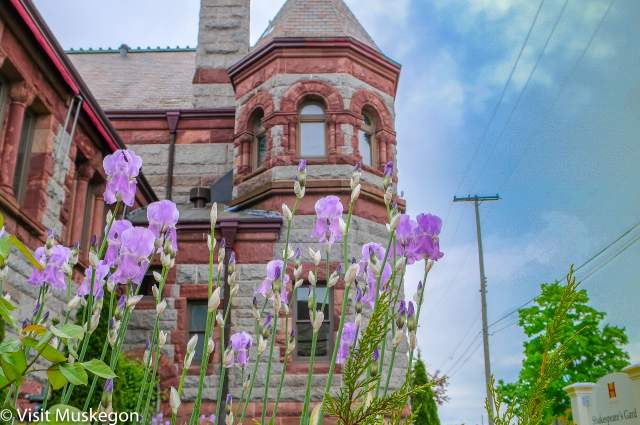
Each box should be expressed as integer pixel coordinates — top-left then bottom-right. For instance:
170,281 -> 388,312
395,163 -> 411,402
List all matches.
263,313 -> 273,330
104,379 -> 114,393
77,260 -> 110,299
147,200 -> 179,252
110,227 -> 155,285
416,213 -> 444,261
384,161 -> 393,177
104,220 -> 133,266
103,149 -> 143,207
256,259 -> 289,301
359,243 -> 392,309
407,301 -> 415,318
372,348 -> 380,362
228,331 -> 253,368
337,322 -> 358,365
298,159 -> 307,173
28,244 -> 72,291
398,300 -> 406,316
311,195 -> 343,245
395,215 -> 422,265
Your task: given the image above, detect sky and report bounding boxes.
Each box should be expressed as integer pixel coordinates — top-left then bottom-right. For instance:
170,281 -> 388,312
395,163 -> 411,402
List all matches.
33,0 -> 640,424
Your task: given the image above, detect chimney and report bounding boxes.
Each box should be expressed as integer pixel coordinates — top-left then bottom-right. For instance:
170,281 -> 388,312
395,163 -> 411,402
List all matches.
193,0 -> 250,108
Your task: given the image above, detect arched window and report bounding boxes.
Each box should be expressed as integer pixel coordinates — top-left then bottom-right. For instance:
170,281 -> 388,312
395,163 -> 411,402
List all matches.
252,111 -> 267,169
299,100 -> 326,157
358,110 -> 376,167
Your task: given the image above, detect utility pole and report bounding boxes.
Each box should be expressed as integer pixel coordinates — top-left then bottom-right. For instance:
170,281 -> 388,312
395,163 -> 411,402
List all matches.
453,194 -> 500,424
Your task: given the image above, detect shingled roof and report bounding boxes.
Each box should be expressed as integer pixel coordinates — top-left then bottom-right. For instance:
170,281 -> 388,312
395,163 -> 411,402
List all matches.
68,48 -> 196,110
254,0 -> 379,51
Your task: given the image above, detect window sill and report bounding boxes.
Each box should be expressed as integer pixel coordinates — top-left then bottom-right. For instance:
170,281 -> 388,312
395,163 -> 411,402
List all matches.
286,361 -> 341,374
0,188 -> 46,238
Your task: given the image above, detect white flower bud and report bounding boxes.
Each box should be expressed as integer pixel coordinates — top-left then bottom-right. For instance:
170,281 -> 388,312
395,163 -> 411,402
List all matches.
153,271 -> 163,283
282,203 -> 293,221
126,295 -> 144,309
384,188 -> 393,207
344,263 -> 359,287
184,351 -> 195,369
208,287 -> 221,312
67,295 -> 82,309
294,181 -> 305,198
339,218 -> 347,235
161,252 -> 172,268
294,265 -> 303,280
327,271 -> 339,288
409,331 -> 417,351
143,349 -> 151,365
89,252 -> 99,268
308,248 -> 321,266
106,210 -> 114,225
350,184 -> 361,204
355,313 -> 362,328
207,338 -> 215,354
308,270 -> 317,287
395,257 -> 406,272
170,387 -> 181,414
413,291 -> 421,304
210,202 -> 218,227
389,213 -> 401,231
90,312 -> 101,332
216,312 -> 224,327
258,336 -> 267,354
187,334 -> 198,353
223,347 -> 234,368
156,299 -> 167,315
207,235 -> 216,253
159,331 -> 167,347
312,311 -> 324,332
106,279 -> 116,293
294,279 -> 304,289
230,284 -> 239,299
151,285 -> 159,300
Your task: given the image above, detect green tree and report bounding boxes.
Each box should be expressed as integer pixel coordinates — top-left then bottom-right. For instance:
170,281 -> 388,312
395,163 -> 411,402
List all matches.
498,280 -> 629,420
412,357 -> 441,425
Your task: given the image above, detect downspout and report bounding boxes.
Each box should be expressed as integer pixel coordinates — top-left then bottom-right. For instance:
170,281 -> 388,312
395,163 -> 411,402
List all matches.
165,111 -> 180,200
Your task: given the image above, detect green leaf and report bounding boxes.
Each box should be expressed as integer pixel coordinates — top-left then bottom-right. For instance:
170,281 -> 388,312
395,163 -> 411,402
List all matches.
59,363 -> 88,386
9,235 -> 42,271
0,236 -> 10,259
0,350 -> 27,381
80,359 -> 116,379
0,212 -> 4,229
47,404 -> 90,424
47,366 -> 67,390
50,324 -> 85,340
22,337 -> 66,363
0,298 -> 18,331
22,324 -> 46,335
0,339 -> 21,354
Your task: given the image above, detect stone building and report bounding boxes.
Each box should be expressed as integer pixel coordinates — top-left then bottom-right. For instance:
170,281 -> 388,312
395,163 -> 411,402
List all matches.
2,0 -> 406,421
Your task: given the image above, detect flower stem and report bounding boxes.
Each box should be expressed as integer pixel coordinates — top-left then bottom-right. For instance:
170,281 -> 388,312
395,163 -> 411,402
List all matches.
214,296 -> 233,424
405,262 -> 430,387
189,220 -> 219,425
268,310 -> 289,425
259,198 -> 299,424
318,200 -> 354,422
239,350 -> 264,424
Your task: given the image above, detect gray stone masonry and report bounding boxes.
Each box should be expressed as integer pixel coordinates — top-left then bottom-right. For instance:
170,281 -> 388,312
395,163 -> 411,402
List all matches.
196,0 -> 250,69
129,143 -> 234,205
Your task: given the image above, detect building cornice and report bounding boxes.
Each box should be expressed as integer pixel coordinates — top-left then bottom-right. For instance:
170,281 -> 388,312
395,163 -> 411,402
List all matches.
106,108 -> 236,121
228,37 -> 402,97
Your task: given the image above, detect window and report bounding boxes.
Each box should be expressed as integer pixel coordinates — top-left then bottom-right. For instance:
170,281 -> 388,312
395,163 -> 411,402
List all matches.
80,182 -> 96,252
299,101 -> 326,157
139,266 -> 162,297
358,111 -> 376,167
295,286 -> 332,359
252,112 -> 267,169
188,300 -> 208,362
13,108 -> 36,204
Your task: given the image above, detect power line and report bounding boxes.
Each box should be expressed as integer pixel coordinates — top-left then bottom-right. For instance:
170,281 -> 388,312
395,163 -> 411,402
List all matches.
496,0 -> 617,193
488,220 -> 640,329
449,341 -> 483,379
442,0 -> 547,229
470,0 -> 570,193
439,312 -> 481,371
578,232 -> 640,283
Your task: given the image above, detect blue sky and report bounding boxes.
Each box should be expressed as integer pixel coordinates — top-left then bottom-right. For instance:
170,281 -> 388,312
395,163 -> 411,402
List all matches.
34,0 -> 640,423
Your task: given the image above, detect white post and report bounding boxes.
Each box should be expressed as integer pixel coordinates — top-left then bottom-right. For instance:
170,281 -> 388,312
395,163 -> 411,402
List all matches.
564,383 -> 596,425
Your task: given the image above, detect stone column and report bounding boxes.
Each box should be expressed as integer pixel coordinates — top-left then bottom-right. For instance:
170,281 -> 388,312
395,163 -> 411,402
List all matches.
0,82 -> 34,195
69,163 -> 94,245
564,383 -> 595,425
91,182 -> 106,242
378,132 -> 388,170
328,114 -> 337,157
